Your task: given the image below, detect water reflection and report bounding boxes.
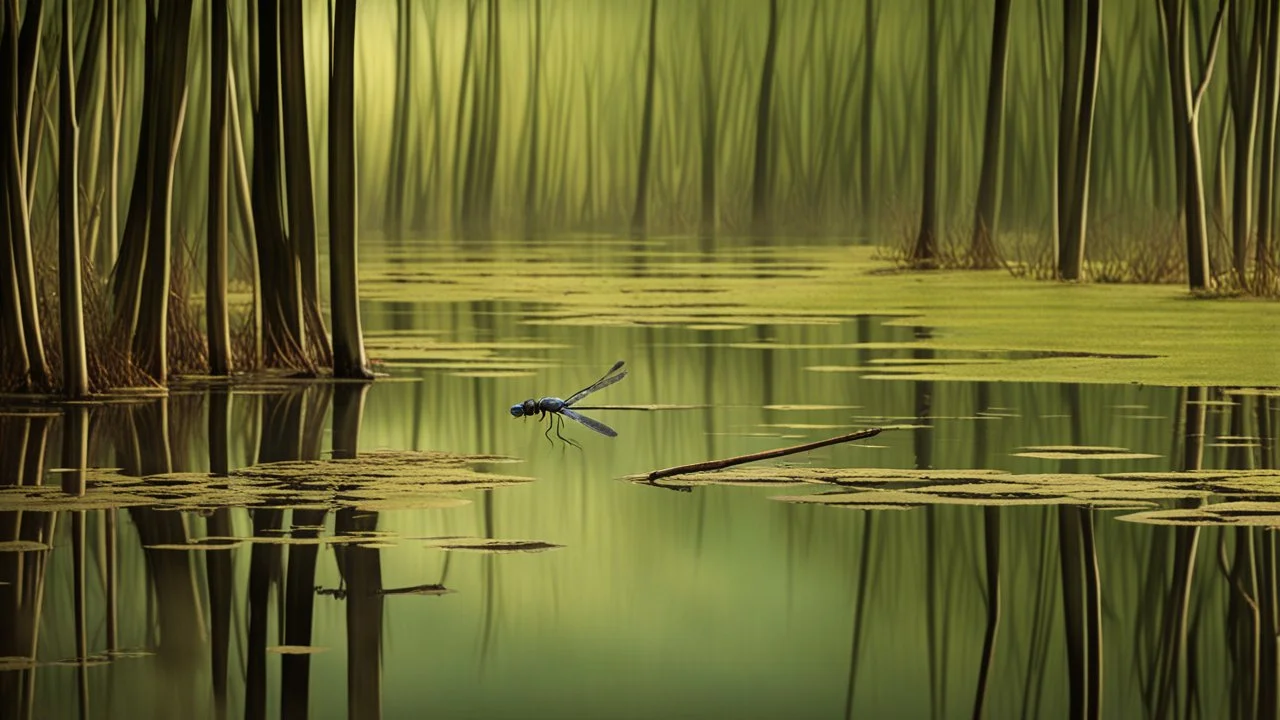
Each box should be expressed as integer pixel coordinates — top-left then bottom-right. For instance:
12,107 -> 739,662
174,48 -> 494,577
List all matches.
0,314 -> 1277,718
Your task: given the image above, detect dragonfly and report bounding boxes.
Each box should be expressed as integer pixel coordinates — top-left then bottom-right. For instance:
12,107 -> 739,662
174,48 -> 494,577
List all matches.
510,361 -> 627,446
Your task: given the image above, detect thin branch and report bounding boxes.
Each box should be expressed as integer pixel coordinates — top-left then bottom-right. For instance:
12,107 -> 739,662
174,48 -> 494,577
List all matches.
644,427 -> 883,481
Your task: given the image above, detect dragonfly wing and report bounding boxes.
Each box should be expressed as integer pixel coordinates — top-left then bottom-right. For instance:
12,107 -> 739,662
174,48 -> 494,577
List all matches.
559,408 -> 618,438
563,361 -> 627,406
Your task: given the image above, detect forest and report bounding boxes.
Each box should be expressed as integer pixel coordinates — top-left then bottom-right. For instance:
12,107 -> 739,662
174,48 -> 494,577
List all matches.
1,0 -> 1276,398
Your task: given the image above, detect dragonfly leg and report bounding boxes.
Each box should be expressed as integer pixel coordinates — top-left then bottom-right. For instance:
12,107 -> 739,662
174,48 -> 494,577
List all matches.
554,414 -> 582,450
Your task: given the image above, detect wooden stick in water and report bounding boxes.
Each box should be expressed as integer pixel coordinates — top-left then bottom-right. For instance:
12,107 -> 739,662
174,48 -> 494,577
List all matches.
645,427 -> 884,481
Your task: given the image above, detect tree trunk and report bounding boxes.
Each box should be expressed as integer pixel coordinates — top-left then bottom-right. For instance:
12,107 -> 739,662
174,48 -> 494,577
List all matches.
208,0 -> 232,375
253,0 -> 306,364
75,0 -> 107,268
524,0 -> 541,240
1056,0 -> 1085,278
280,0 -> 332,364
859,0 -> 877,227
4,0 -> 48,387
59,0 -> 88,397
1060,0 -> 1102,282
330,0 -> 371,380
750,0 -> 778,235
629,0 -> 658,238
0,1 -> 30,383
384,0 -> 410,237
911,0 -> 939,264
133,1 -> 194,383
970,0 -> 1013,269
1258,0 -> 1280,291
112,5 -> 156,348
697,0 -> 717,239
1226,0 -> 1262,283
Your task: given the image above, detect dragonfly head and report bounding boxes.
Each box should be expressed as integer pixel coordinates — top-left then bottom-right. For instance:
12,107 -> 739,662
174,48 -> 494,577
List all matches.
509,403 -> 525,417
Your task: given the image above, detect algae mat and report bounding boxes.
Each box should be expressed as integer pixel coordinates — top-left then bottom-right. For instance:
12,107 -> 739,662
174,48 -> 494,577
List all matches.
360,243 -> 1280,387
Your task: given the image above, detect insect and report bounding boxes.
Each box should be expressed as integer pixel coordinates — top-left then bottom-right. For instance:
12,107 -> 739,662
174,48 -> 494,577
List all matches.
510,361 -> 627,446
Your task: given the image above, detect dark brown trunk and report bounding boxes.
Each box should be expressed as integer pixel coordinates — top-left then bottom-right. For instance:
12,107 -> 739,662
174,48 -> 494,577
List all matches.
629,0 -> 659,238
911,0 -> 939,264
59,0 -> 88,397
208,0 -> 231,375
970,0 -> 1013,268
750,0 -> 779,234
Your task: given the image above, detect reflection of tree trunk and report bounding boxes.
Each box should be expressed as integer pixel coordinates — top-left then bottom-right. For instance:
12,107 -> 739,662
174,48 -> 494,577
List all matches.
630,0 -> 659,238
330,0 -> 372,379
842,514 -> 875,720
750,0 -> 778,235
58,0 -> 88,397
972,506 -> 1001,720
337,509 -> 384,720
969,0 -> 1012,268
245,509 -> 283,720
282,510 -> 325,720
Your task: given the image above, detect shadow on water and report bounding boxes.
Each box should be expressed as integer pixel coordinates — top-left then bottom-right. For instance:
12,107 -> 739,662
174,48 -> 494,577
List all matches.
1,308 -> 1280,717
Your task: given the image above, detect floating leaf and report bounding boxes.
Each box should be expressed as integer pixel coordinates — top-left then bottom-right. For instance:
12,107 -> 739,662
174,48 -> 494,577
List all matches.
425,538 -> 563,553
267,646 -> 329,655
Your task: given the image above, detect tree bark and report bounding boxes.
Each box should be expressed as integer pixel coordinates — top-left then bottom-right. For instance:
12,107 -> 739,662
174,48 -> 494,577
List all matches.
59,0 -> 88,397
911,0 -> 940,264
1060,0 -> 1102,282
330,0 -> 371,380
859,0 -> 878,227
970,0 -> 1013,269
208,0 -> 232,375
630,0 -> 658,239
1056,0 -> 1085,278
519,0 -> 540,240
280,0 -> 332,364
4,0 -> 48,387
1258,0 -> 1280,290
750,0 -> 779,235
1226,0 -> 1262,283
697,0 -> 717,239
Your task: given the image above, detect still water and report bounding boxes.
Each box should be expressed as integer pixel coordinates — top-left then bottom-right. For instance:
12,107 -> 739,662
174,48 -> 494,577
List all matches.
1,239 -> 1276,719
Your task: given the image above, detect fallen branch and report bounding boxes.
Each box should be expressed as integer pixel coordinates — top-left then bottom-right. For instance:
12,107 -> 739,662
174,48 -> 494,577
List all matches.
645,427 -> 884,482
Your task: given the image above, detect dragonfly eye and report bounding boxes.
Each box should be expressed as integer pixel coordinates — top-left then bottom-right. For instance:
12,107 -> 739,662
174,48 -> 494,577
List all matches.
509,404 -> 525,417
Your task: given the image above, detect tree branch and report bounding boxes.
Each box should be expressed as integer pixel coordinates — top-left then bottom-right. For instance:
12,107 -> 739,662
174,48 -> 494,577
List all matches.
1193,0 -> 1231,114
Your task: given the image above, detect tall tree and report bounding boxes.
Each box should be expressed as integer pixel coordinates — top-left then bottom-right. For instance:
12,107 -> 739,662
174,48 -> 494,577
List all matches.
1258,0 -> 1280,291
1056,0 -> 1102,282
208,0 -> 232,375
630,0 -> 658,238
253,0 -> 307,363
911,0 -> 940,265
384,0 -> 412,236
751,0 -> 779,234
2,0 -> 49,387
59,0 -> 87,397
280,0 -> 332,363
524,0 -> 542,239
1226,0 -> 1263,283
859,0 -> 878,226
330,0 -> 371,379
697,0 -> 718,239
132,1 -> 195,382
969,0 -> 1013,268
1158,0 -> 1229,291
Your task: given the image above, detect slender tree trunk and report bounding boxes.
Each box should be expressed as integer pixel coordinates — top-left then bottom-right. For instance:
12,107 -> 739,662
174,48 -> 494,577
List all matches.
76,0 -> 107,267
859,0 -> 877,228
253,0 -> 306,364
280,0 -> 331,363
5,0 -> 48,387
1258,0 -> 1280,290
208,0 -> 232,375
970,0 -> 1012,269
133,1 -> 194,383
751,0 -> 779,235
330,0 -> 371,380
0,1 -> 31,383
1056,0 -> 1085,278
1060,0 -> 1102,282
629,0 -> 658,238
697,0 -> 717,239
1226,0 -> 1262,283
911,0 -> 940,264
384,0 -> 410,237
59,0 -> 88,397
1160,0 -> 1229,291
524,0 -> 541,240
104,0 -> 121,273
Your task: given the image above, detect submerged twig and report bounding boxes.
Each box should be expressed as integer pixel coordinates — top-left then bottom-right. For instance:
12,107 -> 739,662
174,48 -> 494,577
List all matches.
644,427 -> 883,481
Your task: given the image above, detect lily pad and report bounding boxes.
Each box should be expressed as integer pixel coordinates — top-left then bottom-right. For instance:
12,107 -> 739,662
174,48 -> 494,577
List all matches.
425,538 -> 563,553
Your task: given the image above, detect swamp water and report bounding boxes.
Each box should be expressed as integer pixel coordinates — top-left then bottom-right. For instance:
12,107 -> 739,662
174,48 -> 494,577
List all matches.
1,238 -> 1278,719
